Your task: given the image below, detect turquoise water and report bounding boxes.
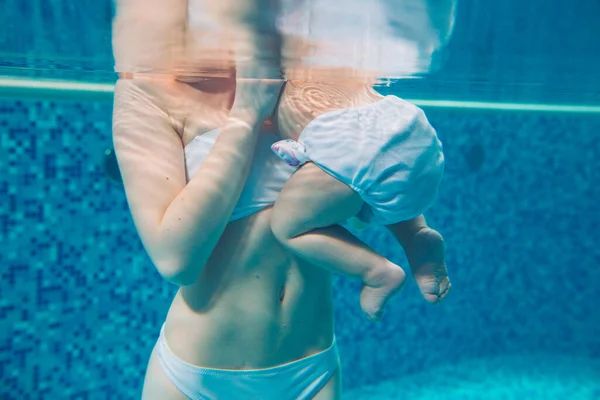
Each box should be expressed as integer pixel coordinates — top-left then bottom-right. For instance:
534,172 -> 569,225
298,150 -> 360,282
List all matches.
1,0 -> 599,399
346,355 -> 600,399
2,91 -> 598,400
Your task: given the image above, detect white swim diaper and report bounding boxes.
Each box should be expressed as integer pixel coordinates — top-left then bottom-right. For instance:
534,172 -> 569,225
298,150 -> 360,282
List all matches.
271,95 -> 444,225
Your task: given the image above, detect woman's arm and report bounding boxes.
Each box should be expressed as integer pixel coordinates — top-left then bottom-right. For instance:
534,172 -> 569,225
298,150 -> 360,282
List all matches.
113,78 -> 283,286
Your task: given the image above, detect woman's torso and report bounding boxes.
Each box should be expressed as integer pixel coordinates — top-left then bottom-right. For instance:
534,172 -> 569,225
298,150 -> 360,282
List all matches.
113,0 -> 383,369
126,75 -> 382,369
165,207 -> 335,369
129,76 -> 342,370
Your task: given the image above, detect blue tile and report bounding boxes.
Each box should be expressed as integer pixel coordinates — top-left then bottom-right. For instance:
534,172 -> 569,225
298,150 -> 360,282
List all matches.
0,97 -> 599,398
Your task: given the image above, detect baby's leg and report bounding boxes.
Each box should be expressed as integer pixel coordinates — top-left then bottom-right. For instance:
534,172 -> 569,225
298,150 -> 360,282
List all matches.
387,215 -> 451,304
271,163 -> 406,321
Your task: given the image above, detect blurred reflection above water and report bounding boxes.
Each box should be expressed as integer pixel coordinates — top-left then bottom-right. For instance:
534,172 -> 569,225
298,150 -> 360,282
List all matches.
112,0 -> 455,82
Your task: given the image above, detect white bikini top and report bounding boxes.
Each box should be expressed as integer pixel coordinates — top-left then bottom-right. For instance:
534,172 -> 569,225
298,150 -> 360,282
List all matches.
184,130 -> 296,221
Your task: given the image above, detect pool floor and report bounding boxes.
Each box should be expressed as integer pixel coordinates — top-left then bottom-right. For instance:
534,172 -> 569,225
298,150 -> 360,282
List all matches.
344,353 -> 600,399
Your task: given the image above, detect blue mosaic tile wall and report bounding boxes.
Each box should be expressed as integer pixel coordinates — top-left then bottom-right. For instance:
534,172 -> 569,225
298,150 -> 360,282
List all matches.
1,96 -> 599,399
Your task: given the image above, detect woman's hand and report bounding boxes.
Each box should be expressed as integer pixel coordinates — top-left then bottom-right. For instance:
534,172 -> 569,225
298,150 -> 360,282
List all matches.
230,78 -> 286,124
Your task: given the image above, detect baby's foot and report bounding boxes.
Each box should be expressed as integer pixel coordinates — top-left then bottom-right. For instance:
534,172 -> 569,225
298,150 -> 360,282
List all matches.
360,262 -> 406,322
405,228 -> 451,304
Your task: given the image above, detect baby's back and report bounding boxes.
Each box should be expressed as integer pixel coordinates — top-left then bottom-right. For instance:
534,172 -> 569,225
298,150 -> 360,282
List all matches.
275,80 -> 384,141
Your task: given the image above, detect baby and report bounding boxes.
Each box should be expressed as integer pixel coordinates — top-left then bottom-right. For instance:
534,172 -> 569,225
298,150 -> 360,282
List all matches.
270,83 -> 450,321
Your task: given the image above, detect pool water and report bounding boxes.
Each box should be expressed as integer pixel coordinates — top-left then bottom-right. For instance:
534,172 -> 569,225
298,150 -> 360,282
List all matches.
346,355 -> 600,400
1,0 -> 599,399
